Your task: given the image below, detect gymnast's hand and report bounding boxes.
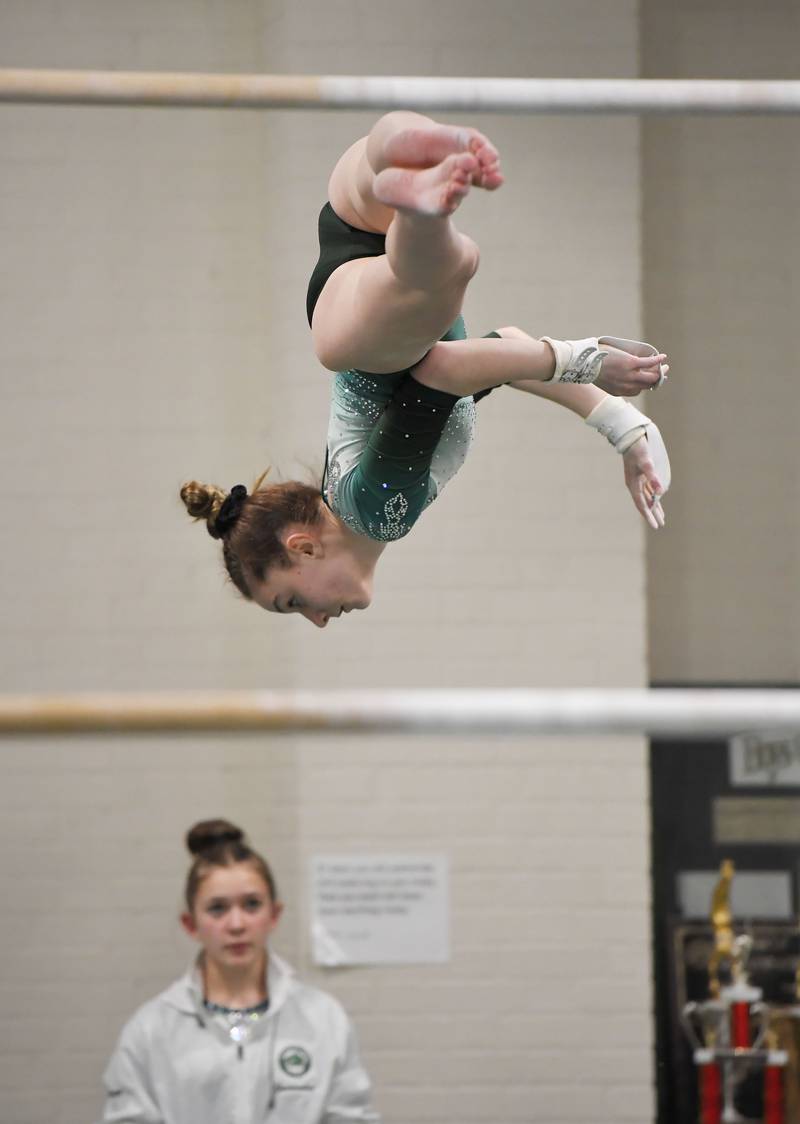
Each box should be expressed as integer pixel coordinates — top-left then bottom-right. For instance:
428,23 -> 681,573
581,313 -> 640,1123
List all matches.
622,436 -> 666,530
595,344 -> 668,397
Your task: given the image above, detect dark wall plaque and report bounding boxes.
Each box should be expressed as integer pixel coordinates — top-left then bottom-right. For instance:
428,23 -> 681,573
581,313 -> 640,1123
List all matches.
650,694 -> 800,1124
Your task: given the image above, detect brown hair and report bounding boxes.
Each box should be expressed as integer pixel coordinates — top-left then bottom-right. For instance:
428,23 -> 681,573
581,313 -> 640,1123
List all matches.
184,818 -> 278,913
180,471 -> 322,599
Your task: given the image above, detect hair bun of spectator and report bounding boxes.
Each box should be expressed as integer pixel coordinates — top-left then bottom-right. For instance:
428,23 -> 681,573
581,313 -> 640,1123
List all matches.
186,819 -> 245,856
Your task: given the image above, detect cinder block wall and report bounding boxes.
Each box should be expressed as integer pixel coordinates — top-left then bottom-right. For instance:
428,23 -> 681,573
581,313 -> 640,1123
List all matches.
0,3 -> 652,1122
643,0 -> 800,682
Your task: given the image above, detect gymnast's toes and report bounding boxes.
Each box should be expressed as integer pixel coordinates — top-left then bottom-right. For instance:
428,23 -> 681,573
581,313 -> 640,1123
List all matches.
468,133 -> 504,189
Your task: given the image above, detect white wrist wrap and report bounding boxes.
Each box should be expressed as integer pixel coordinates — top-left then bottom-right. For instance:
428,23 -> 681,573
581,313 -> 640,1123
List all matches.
541,336 -> 608,385
584,397 -> 651,453
586,397 -> 672,493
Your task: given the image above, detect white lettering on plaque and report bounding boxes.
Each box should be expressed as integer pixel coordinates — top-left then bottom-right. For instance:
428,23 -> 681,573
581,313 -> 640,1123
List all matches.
729,731 -> 800,787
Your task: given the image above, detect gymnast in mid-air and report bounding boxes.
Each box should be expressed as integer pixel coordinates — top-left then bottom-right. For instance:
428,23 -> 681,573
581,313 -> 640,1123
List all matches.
182,112 -> 671,628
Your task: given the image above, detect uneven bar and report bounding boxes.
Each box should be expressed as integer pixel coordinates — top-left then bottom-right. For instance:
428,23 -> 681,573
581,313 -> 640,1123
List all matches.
1,70 -> 800,114
1,689 -> 799,737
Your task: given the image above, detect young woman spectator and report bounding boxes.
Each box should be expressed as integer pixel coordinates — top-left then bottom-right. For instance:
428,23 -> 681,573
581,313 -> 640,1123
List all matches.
99,819 -> 379,1123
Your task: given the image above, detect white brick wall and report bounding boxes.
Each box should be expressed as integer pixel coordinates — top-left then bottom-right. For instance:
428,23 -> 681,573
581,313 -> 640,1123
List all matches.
292,735 -> 650,1121
0,2 -> 652,1122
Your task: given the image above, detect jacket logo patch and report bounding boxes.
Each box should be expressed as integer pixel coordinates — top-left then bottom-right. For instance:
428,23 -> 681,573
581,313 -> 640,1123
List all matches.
279,1045 -> 311,1077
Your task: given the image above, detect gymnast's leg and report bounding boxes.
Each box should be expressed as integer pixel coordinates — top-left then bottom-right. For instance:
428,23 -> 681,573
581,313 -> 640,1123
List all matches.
311,112 -> 503,376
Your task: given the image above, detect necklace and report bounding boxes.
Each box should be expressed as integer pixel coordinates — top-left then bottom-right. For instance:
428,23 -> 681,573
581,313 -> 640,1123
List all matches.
203,997 -> 270,1045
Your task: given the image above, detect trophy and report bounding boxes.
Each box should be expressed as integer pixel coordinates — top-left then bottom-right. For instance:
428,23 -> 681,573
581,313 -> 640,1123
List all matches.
764,950 -> 800,1124
680,861 -> 787,1124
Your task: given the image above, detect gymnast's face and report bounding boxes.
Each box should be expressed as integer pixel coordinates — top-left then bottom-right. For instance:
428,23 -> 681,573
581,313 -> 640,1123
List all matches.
251,527 -> 373,628
181,863 -> 282,971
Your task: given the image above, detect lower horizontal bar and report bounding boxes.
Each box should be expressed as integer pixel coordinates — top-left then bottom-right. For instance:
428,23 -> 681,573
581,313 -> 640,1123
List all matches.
0,70 -> 799,114
0,689 -> 799,736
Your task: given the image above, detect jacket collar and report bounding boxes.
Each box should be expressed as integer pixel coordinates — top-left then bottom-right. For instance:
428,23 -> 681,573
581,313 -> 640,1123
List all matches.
163,950 -> 295,1019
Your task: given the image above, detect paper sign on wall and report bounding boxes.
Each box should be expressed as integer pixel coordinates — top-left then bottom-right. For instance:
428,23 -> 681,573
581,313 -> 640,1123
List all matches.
311,853 -> 449,966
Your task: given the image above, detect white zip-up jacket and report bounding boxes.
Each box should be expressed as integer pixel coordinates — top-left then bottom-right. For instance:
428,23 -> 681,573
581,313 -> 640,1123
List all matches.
98,954 -> 380,1124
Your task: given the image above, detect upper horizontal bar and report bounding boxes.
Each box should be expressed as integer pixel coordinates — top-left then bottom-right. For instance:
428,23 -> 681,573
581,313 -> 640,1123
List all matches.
1,70 -> 800,114
1,689 -> 799,737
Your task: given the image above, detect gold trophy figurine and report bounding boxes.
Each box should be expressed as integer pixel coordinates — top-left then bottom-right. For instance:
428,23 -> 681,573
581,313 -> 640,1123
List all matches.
708,859 -> 736,999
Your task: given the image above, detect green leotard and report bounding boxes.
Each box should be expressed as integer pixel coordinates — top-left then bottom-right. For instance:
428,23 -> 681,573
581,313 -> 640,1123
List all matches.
308,203 -> 499,543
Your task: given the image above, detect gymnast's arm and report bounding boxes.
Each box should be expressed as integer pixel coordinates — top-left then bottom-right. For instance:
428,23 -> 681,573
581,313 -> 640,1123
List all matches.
497,327 -> 669,530
413,326 -> 669,528
412,325 -> 665,398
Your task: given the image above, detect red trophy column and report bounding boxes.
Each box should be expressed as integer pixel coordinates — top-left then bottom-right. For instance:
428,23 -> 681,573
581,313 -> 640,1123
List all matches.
695,1048 -> 722,1124
722,982 -> 762,1049
763,1049 -> 787,1124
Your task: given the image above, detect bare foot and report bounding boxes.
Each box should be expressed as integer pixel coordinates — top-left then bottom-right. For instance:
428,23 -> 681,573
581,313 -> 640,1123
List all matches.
373,152 -> 479,216
381,124 -> 504,191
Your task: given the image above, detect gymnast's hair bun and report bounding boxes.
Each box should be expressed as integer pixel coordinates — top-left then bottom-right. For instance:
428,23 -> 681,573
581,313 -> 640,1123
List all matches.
186,819 -> 245,856
180,480 -> 227,540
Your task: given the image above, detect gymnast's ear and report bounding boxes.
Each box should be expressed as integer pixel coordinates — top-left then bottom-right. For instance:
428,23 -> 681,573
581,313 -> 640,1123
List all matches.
180,911 -> 199,940
283,529 -> 322,558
